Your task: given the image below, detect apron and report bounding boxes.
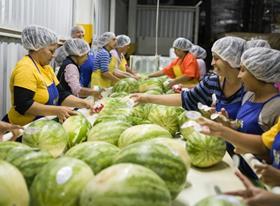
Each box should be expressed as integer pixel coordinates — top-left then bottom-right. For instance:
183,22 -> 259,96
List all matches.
215,78 -> 243,120
271,132 -> 280,169
119,55 -> 128,72
29,55 -> 59,106
235,94 -> 280,180
172,64 -> 198,88
91,55 -> 116,88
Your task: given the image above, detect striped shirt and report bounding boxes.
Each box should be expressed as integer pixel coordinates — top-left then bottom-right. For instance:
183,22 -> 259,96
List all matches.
92,48 -> 111,73
181,73 -> 245,119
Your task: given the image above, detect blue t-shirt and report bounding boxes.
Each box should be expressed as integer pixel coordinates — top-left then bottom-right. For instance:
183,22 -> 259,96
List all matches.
80,51 -> 94,87
92,48 -> 111,73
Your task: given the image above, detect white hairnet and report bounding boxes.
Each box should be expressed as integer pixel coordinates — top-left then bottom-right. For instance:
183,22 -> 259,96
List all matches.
241,48 -> 280,83
172,37 -> 192,51
244,39 -> 271,50
211,36 -> 246,68
190,45 -> 207,59
21,25 -> 58,51
116,35 -> 131,48
98,32 -> 116,47
63,38 -> 90,56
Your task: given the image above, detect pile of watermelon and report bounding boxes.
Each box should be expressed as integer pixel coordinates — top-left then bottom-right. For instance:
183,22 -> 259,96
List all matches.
0,76 -> 227,205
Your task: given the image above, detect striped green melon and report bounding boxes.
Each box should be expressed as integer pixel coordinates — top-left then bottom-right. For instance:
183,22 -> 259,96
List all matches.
110,92 -> 128,98
195,195 -> 246,206
6,147 -> 54,187
62,114 -> 92,147
30,157 -> 94,206
0,141 -> 30,159
80,163 -> 171,206
112,77 -> 139,93
186,131 -> 226,168
88,120 -> 131,145
148,138 -> 190,170
118,124 -> 172,148
22,119 -> 68,157
114,140 -> 188,199
129,104 -> 154,125
65,141 -> 120,174
148,105 -> 180,135
0,160 -> 29,206
138,78 -> 163,93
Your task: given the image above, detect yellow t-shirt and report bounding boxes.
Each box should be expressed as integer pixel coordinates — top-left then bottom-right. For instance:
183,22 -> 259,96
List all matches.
8,56 -> 59,126
262,117 -> 280,149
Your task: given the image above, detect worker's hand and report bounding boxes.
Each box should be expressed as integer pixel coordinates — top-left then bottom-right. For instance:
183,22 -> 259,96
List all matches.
55,106 -> 78,123
254,163 -> 280,187
0,121 -> 23,141
129,93 -> 149,106
225,171 -> 280,206
197,117 -> 225,137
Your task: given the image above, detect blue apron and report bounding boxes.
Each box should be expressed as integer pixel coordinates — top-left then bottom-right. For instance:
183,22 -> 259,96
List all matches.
271,132 -> 280,169
80,51 -> 94,87
235,94 -> 280,179
215,79 -> 244,161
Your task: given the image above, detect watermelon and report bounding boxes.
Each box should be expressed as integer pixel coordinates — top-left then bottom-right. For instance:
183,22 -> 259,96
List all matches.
22,119 -> 68,157
195,195 -> 246,206
114,139 -> 188,199
80,163 -> 171,206
112,77 -> 139,93
65,141 -> 120,174
0,160 -> 29,206
129,103 -> 154,125
30,157 -> 94,206
88,120 -> 131,145
62,114 -> 92,147
138,78 -> 163,93
0,141 -> 30,159
6,147 -> 53,187
148,105 -> 181,135
110,92 -> 128,98
118,124 -> 172,148
186,131 -> 226,168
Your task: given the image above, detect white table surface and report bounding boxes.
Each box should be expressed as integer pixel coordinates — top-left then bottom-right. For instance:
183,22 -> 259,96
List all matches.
174,153 -> 245,206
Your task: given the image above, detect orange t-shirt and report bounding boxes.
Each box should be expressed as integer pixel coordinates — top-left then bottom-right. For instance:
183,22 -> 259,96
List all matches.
163,53 -> 200,80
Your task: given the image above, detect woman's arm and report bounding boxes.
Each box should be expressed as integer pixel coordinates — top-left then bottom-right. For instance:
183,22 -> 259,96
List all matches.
130,93 -> 182,106
148,70 -> 165,78
101,71 -> 120,84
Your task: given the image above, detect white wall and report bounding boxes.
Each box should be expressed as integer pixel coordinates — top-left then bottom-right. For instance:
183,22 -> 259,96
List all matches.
0,0 -> 74,118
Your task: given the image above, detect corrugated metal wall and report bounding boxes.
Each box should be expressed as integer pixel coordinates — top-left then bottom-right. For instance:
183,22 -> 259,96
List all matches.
136,5 -> 195,39
0,0 -> 73,118
135,5 -> 197,55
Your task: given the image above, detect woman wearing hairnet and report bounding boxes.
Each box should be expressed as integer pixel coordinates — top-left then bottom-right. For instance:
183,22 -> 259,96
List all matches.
110,35 -> 139,79
199,47 -> 280,181
57,38 -> 101,98
244,39 -> 271,50
3,25 -> 95,126
190,45 -> 207,79
131,36 -> 246,120
90,32 -> 120,88
148,37 -> 200,88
